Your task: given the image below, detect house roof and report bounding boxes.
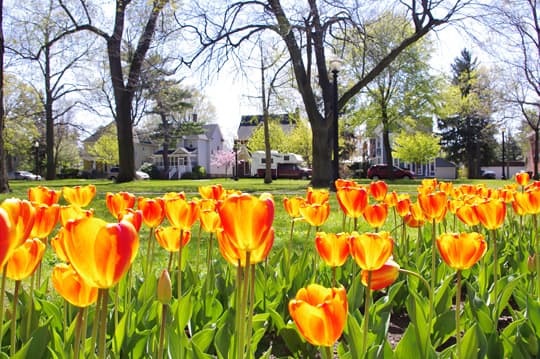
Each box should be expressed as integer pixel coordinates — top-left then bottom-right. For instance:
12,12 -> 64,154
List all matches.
435,157 -> 457,168
237,114 -> 296,141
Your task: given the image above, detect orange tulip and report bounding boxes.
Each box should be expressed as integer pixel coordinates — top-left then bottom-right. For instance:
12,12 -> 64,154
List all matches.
349,231 -> 394,271
369,180 -> 388,202
63,217 -> 139,288
436,232 -> 487,270
299,202 -> 330,227
288,284 -> 348,347
157,269 -> 173,304
403,211 -> 425,228
137,197 -> 165,228
62,185 -> 96,207
6,238 -> 46,281
336,186 -> 368,219
283,196 -> 306,219
52,263 -> 98,307
217,193 -> 274,254
59,205 -> 93,227
315,232 -> 350,267
198,184 -> 225,201
306,187 -> 329,205
118,209 -> 143,232
514,189 -> 540,215
106,192 -> 136,219
164,197 -> 200,230
30,203 -> 60,239
516,172 -> 530,187
438,181 -> 454,196
155,226 -> 191,252
512,194 -> 528,216
51,228 -> 69,262
334,178 -> 360,191
28,186 -> 61,206
199,200 -> 222,233
1,199 -> 36,252
473,198 -> 506,230
216,227 -> 274,266
384,191 -> 398,208
418,191 -> 448,222
0,208 -> 17,269
361,258 -> 400,291
363,203 -> 388,229
163,192 -> 186,200
396,196 -> 411,217
455,204 -> 480,227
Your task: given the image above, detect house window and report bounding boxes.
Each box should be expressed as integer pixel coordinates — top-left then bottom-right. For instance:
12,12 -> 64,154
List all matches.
284,155 -> 290,161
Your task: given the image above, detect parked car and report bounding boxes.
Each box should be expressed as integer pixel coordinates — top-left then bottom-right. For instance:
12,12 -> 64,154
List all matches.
256,163 -> 312,179
367,164 -> 415,180
480,170 -> 496,179
108,167 -> 150,181
8,170 -> 42,181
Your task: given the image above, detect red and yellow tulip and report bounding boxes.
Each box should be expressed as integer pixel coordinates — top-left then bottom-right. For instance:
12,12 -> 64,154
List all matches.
288,284 -> 348,347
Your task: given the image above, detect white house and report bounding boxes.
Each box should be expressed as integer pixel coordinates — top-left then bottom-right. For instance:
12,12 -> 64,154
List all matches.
151,123 -> 227,179
363,128 -> 458,179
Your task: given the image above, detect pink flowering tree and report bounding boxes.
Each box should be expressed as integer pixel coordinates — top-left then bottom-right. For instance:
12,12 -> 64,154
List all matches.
211,149 -> 235,177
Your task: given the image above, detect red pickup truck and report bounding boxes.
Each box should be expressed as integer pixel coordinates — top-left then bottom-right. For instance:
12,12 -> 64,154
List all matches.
257,163 -> 312,179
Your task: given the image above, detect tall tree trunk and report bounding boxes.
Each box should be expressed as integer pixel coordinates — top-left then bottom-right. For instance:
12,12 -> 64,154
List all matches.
0,0 -> 8,193
381,104 -> 394,180
161,113 -> 170,178
310,119 -> 333,187
115,93 -> 135,183
261,53 -> 272,184
535,127 -> 539,180
44,47 -> 55,180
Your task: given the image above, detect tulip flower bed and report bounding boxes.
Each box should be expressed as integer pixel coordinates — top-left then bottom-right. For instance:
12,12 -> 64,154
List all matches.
0,174 -> 539,358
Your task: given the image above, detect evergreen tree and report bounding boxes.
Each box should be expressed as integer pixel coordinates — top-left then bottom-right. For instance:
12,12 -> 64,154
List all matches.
437,49 -> 498,178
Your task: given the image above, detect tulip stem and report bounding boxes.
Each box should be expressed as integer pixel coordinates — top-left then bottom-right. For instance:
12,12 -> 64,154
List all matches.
535,214 -> 540,301
322,345 -> 333,359
245,264 -> 256,356
157,304 -> 167,359
74,307 -> 85,359
491,229 -> 499,321
178,231 -> 184,301
363,270 -> 372,354
0,266 -> 7,343
90,290 -> 102,354
27,273 -> 35,340
97,288 -> 109,359
11,280 -> 20,356
455,270 -> 462,359
287,219 -> 295,272
429,219 -> 436,330
237,252 -> 251,359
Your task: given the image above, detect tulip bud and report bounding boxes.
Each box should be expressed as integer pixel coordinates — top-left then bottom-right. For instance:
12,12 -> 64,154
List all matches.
157,269 -> 172,304
528,254 -> 537,273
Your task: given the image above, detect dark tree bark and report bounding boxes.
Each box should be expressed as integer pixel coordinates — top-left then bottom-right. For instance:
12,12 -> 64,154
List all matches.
185,0 -> 465,187
59,0 -> 169,182
0,0 -> 9,193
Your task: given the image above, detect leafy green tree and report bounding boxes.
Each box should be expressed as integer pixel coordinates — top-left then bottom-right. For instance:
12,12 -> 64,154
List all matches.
350,14 -> 442,178
287,118 -> 312,166
437,49 -> 498,178
247,121 -> 288,153
59,0 -> 171,182
88,128 -> 118,166
3,75 -> 41,171
186,1 -> 466,187
392,131 -> 441,170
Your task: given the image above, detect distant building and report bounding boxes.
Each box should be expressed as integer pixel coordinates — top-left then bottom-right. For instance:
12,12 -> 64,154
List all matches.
237,114 -> 297,141
81,122 -> 158,178
151,123 -> 227,179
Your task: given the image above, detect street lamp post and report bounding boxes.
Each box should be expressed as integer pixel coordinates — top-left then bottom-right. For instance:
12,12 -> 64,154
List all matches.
501,128 -> 506,180
233,139 -> 239,181
34,141 -> 39,176
329,57 -> 342,189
